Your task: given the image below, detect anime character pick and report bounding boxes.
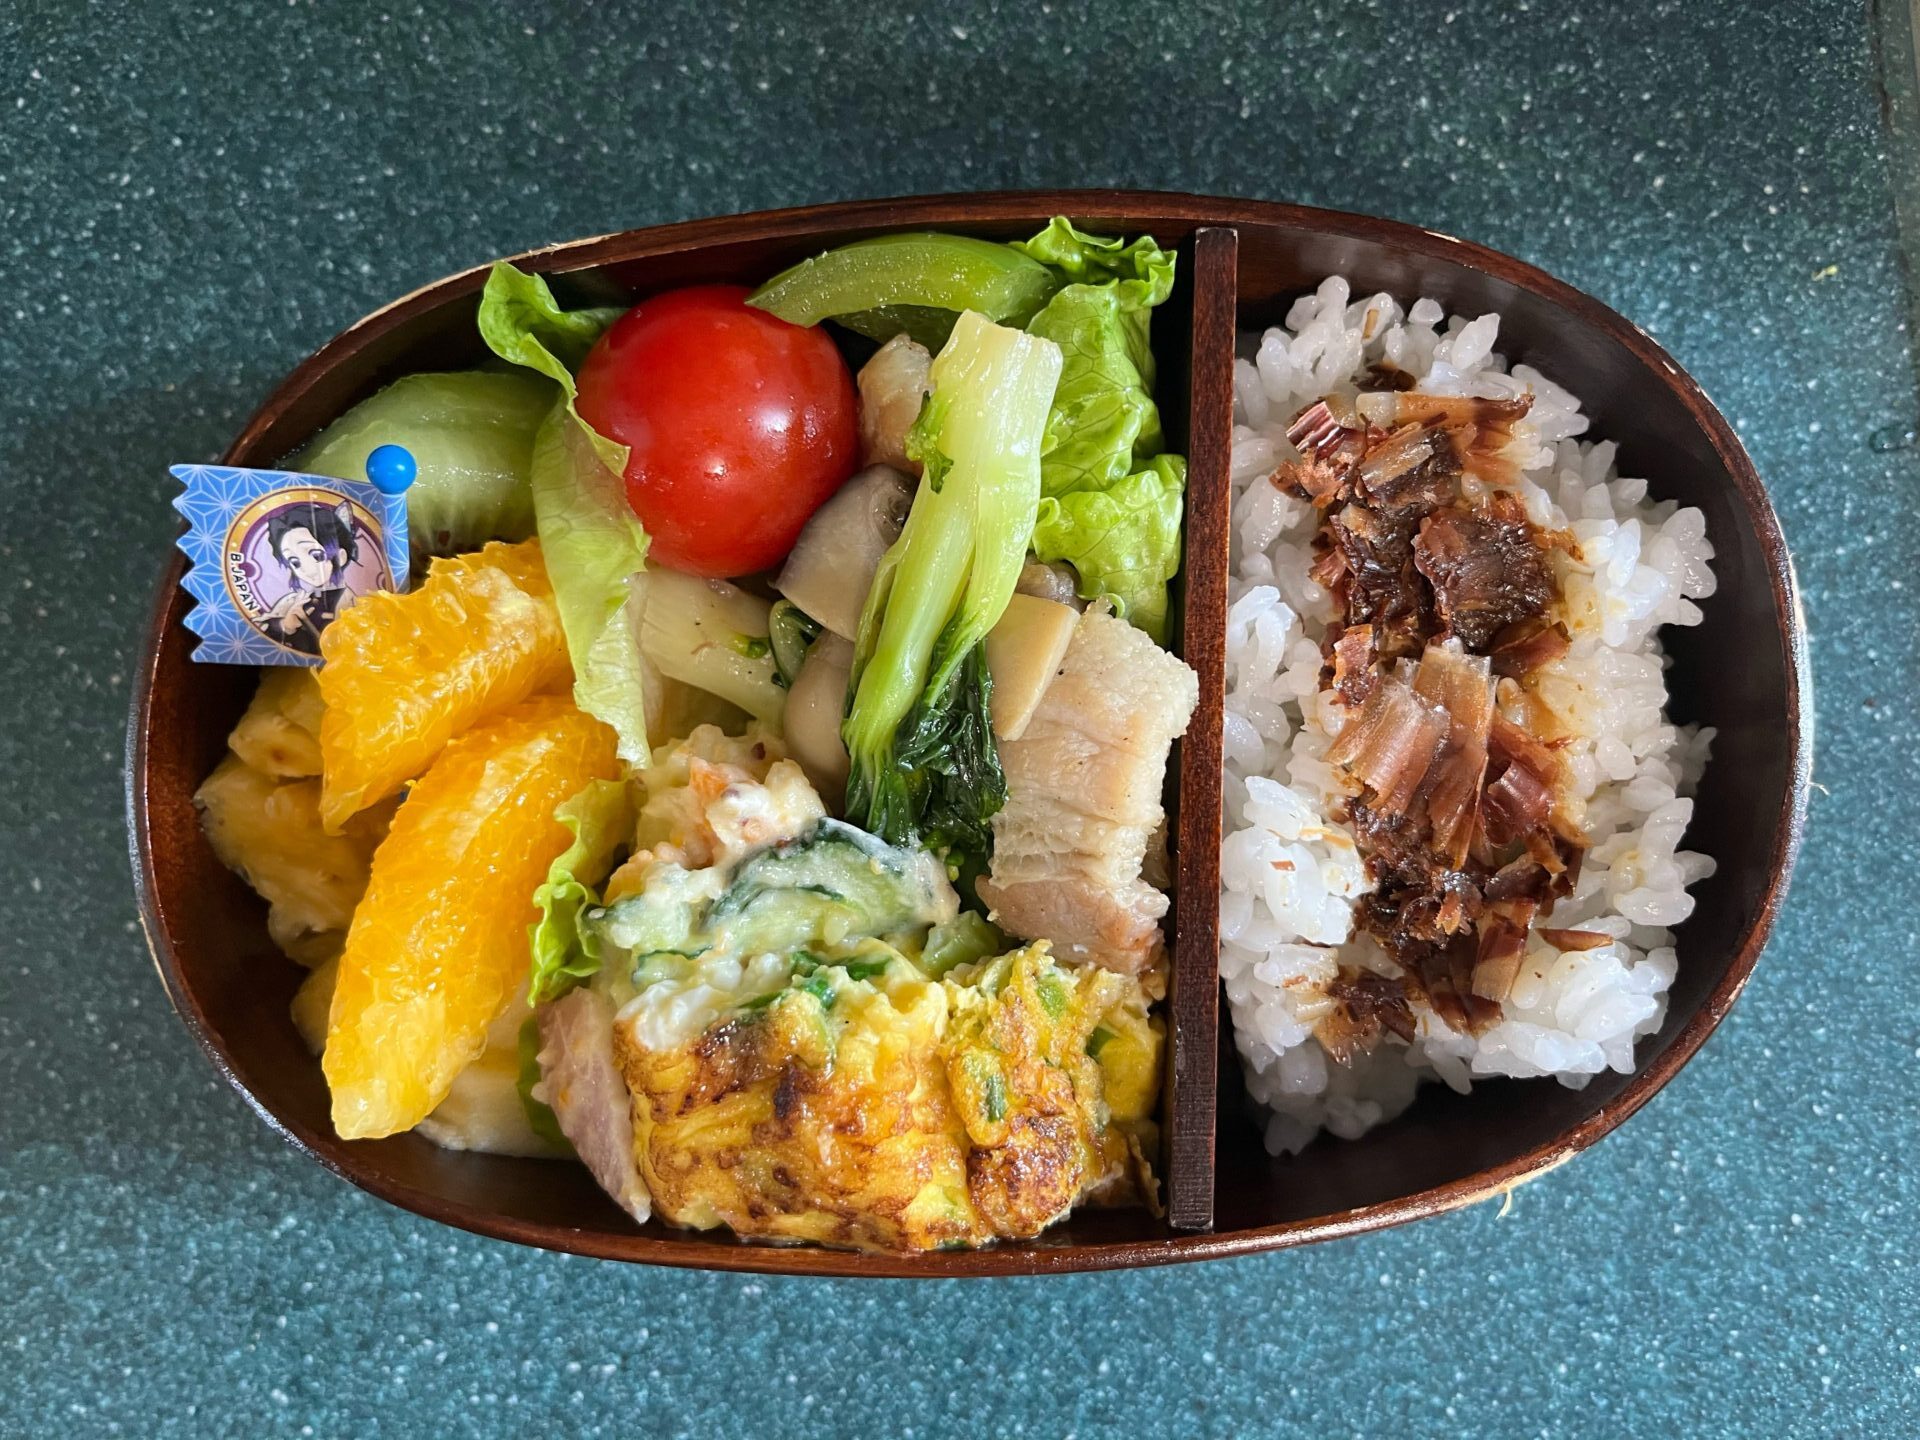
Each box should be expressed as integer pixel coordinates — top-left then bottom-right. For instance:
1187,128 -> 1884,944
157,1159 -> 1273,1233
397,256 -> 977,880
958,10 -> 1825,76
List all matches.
171,448 -> 414,665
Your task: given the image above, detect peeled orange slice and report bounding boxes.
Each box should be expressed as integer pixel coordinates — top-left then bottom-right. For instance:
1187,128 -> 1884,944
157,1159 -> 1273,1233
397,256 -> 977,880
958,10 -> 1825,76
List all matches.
323,693 -> 619,1139
317,539 -> 569,830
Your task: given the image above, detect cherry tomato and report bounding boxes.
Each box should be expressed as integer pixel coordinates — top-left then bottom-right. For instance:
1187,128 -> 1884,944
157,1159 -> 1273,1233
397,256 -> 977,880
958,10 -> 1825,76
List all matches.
574,284 -> 859,577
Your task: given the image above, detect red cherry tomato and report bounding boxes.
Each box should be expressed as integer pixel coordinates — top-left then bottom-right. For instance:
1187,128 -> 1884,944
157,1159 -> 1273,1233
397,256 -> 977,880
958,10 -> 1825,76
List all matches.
574,284 -> 859,577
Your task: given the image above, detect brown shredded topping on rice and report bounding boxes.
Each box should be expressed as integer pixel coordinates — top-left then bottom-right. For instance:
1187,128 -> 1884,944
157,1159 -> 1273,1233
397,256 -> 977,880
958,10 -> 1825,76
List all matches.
1275,390 -> 1592,1049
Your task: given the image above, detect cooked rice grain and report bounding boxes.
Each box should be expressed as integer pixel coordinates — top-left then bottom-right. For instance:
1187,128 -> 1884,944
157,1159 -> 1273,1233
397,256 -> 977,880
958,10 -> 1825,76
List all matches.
1221,277 -> 1717,1155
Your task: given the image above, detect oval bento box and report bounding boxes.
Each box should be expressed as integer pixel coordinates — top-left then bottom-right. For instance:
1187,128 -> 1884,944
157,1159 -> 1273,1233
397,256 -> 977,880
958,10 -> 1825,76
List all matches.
126,190 -> 1810,1277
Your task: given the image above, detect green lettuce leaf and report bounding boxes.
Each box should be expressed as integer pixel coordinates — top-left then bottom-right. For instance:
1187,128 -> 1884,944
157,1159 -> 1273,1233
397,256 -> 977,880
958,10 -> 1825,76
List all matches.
1032,454 -> 1185,642
527,778 -> 636,1006
476,262 -> 627,471
1013,221 -> 1183,642
289,370 -> 554,563
1015,216 -> 1178,303
480,263 -> 653,761
530,401 -> 653,762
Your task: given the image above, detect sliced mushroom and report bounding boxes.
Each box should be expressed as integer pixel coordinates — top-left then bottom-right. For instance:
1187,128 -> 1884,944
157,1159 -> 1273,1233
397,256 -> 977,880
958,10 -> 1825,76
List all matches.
1015,558 -> 1083,609
774,464 -> 913,640
783,632 -> 855,808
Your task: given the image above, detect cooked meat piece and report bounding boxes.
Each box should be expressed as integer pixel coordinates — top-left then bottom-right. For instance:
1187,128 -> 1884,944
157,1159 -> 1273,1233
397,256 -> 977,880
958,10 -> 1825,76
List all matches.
1298,387 -> 1588,1036
1275,400 -> 1377,507
1355,424 -> 1463,514
1272,452 -> 1356,507
1308,540 -> 1350,611
1330,503 -> 1431,659
1362,361 -> 1419,392
1488,616 -> 1572,678
1286,399 -> 1355,460
537,986 -> 651,1224
1347,799 -> 1483,954
1481,757 -> 1553,848
1414,932 -> 1502,1033
973,876 -> 1170,975
1488,712 -> 1569,801
1353,392 -> 1534,488
1470,900 -> 1537,1003
1536,927 -> 1612,952
1318,971 -> 1417,1063
1327,624 -> 1377,706
1355,391 -> 1531,434
978,605 -> 1199,974
1331,652 -> 1583,1033
1413,497 -> 1556,651
1481,855 -> 1556,903
1525,824 -> 1587,887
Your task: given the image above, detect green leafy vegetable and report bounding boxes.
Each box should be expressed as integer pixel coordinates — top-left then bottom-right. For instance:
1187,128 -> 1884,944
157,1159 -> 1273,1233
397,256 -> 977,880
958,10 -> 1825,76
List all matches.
1015,216 -> 1178,301
1015,220 -> 1184,641
1034,972 -> 1071,1020
704,819 -> 954,957
842,311 -> 1062,854
476,262 -> 627,472
529,402 -> 653,762
516,1016 -> 570,1148
1032,454 -> 1186,642
767,599 -> 822,688
747,232 -> 1060,333
479,262 -> 654,761
1085,1024 -> 1117,1058
753,220 -> 1189,645
527,778 -> 636,1005
963,1053 -> 1009,1124
888,645 -> 1005,860
827,304 -> 962,353
290,370 -> 554,563
919,911 -> 1004,977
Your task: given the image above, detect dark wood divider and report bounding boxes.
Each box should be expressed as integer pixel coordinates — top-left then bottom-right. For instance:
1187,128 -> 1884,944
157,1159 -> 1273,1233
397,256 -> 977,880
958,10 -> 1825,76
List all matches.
1166,227 -> 1236,1230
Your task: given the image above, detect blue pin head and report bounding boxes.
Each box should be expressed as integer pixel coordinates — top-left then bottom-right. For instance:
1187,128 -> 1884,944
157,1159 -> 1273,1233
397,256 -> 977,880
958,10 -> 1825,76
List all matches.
365,444 -> 418,496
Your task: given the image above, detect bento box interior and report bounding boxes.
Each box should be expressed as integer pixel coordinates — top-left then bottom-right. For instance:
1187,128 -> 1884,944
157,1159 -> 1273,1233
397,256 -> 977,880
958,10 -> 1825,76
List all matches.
132,195 -> 1800,1272
1212,222 -> 1800,1227
138,208 -> 1215,1270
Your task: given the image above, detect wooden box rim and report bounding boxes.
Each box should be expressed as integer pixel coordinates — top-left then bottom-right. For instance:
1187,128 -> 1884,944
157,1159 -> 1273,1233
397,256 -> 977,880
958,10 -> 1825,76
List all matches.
126,188 -> 1810,1278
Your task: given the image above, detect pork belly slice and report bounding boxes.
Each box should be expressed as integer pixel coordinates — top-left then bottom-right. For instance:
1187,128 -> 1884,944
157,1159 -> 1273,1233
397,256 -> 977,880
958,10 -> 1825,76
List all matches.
977,606 -> 1199,974
536,986 -> 651,1224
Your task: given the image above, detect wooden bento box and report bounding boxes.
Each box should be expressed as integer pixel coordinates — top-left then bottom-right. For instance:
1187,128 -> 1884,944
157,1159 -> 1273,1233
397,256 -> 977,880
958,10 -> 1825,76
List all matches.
127,191 -> 1809,1277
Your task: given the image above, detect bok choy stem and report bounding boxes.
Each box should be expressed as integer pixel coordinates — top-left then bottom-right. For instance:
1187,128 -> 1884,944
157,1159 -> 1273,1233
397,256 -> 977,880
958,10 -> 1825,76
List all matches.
841,311 -> 1062,854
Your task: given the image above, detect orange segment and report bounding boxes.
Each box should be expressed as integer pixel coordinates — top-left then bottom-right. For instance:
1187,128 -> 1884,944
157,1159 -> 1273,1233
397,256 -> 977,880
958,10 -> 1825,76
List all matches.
317,539 -> 569,830
323,693 -> 619,1139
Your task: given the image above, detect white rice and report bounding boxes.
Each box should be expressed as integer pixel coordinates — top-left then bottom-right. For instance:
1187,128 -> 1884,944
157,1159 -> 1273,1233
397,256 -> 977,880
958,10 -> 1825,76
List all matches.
1220,277 -> 1719,1155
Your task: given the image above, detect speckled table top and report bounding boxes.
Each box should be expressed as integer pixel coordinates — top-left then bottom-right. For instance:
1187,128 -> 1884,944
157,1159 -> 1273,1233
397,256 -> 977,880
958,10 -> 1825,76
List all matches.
3,1 -> 1915,1436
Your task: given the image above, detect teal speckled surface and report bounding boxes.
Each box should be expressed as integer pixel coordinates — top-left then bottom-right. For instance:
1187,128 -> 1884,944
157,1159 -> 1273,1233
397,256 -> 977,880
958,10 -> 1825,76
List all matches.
3,1 -> 1916,1435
